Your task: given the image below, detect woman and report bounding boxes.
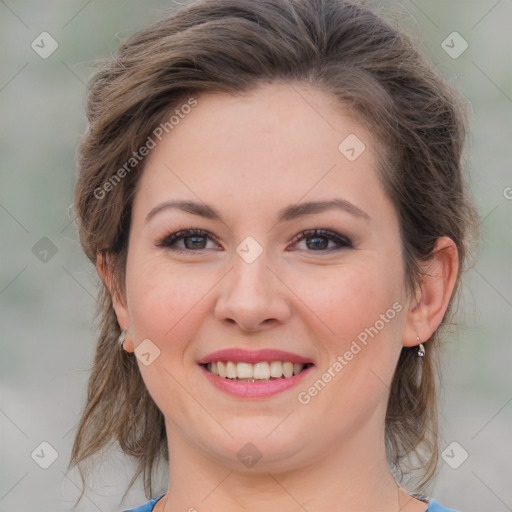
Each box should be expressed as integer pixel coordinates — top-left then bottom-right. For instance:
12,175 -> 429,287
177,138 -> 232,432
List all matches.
68,0 -> 479,511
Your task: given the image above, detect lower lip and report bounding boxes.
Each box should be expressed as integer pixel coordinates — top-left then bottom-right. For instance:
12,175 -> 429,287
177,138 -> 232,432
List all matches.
199,364 -> 314,398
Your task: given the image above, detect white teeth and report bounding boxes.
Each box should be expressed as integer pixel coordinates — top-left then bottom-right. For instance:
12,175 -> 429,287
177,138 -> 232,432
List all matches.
269,361 -> 283,378
293,363 -> 303,376
226,361 -> 237,379
217,361 -> 227,378
253,362 -> 270,380
205,361 -> 306,380
236,362 -> 253,379
283,362 -> 293,378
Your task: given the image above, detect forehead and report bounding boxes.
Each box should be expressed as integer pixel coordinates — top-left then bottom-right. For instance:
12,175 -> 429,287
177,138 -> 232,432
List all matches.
133,82 -> 392,225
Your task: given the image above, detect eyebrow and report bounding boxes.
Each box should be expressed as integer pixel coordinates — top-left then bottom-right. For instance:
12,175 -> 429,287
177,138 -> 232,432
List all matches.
145,198 -> 371,225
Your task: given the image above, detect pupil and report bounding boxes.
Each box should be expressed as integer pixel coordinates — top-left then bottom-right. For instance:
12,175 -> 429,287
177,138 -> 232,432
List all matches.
307,236 -> 328,250
185,236 -> 205,249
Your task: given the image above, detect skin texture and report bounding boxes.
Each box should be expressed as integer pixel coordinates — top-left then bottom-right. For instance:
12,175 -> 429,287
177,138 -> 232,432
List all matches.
98,83 -> 458,512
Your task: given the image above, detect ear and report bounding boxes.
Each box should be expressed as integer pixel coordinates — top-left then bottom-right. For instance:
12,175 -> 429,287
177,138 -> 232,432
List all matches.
96,251 -> 135,352
403,236 -> 459,347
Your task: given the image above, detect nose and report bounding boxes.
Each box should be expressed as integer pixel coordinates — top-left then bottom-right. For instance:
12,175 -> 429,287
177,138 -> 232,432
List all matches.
214,249 -> 292,333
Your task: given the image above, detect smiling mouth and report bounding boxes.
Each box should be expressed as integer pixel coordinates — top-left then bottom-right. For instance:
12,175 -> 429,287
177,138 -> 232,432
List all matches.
201,361 -> 314,382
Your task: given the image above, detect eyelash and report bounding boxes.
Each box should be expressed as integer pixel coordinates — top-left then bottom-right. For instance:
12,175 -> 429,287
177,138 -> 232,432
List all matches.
155,228 -> 353,253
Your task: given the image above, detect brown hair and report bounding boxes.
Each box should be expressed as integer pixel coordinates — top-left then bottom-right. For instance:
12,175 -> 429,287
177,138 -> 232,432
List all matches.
68,0 -> 480,504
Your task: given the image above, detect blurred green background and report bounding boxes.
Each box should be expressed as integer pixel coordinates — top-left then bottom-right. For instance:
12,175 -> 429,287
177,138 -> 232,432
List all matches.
1,1 -> 511,511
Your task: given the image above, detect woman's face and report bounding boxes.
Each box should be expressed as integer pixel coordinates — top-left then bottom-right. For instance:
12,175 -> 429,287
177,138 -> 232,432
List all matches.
114,82 -> 415,471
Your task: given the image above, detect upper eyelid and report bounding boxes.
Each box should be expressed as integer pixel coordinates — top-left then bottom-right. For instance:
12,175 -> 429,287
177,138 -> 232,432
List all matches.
157,228 -> 221,247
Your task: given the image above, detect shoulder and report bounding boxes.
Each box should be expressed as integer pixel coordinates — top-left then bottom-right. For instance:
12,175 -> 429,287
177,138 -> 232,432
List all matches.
122,494 -> 165,512
427,498 -> 460,512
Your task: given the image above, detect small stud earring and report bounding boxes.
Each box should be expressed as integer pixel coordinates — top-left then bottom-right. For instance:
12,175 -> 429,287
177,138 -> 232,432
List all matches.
416,335 -> 425,358
117,329 -> 127,348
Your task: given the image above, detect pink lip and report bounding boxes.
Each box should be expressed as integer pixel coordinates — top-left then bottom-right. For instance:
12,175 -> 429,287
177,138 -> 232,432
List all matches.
199,364 -> 314,399
197,348 -> 314,365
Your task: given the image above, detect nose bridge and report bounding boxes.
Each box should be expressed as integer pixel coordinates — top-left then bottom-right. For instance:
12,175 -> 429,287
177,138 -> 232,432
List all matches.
228,242 -> 273,303
215,238 -> 290,330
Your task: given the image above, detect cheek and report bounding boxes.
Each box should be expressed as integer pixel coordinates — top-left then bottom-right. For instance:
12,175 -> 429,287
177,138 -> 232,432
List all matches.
293,259 -> 402,347
123,258 -> 215,413
125,255 -> 211,347
311,265 -> 404,394
292,266 -> 403,423
293,258 -> 405,400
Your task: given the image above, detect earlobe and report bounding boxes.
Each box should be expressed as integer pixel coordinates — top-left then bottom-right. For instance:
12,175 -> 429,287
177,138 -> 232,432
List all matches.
403,237 -> 459,347
96,252 -> 134,352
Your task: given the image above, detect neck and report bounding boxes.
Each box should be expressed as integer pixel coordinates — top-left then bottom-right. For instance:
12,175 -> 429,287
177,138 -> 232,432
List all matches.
159,416 -> 406,512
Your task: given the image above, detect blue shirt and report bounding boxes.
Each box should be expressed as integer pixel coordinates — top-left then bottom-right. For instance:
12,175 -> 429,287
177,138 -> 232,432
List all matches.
122,493 -> 460,511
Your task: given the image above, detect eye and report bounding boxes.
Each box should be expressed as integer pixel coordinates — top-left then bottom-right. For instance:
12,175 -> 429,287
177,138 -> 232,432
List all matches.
155,229 -> 221,253
289,229 -> 353,252
155,228 -> 353,254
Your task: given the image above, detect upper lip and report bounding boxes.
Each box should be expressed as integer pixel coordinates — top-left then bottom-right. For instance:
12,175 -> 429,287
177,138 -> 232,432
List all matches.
197,348 -> 314,365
